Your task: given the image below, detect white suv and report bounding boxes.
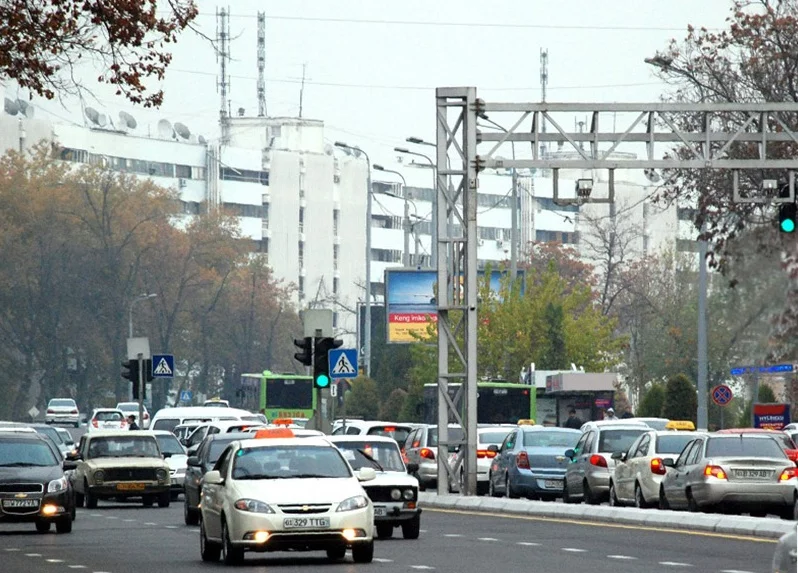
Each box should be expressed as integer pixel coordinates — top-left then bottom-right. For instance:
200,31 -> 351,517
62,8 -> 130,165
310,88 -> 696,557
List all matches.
199,437 -> 376,565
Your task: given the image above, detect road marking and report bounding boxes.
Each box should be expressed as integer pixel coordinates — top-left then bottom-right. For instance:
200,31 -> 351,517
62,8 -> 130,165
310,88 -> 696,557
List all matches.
123,518 -> 136,522
144,522 -> 157,526
420,529 -> 428,533
410,567 -> 435,570
105,516 -> 118,519
89,514 -> 101,517
443,533 -> 463,537
424,508 -> 777,544
25,553 -> 42,557
517,541 -> 541,546
46,559 -> 64,563
478,537 -> 499,541
373,558 -> 393,563
720,571 -> 755,573
562,548 -> 587,553
4,548 -> 20,552
165,525 -> 178,529
68,566 -> 87,569
607,555 -> 637,560
659,562 -> 693,567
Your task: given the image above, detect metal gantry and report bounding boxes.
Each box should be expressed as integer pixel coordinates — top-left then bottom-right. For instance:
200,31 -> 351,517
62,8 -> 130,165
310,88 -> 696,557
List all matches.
435,88 -> 798,495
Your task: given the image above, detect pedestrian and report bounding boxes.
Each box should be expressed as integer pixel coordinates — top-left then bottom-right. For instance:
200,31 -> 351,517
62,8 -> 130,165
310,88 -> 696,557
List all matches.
563,408 -> 583,430
620,406 -> 635,419
604,407 -> 619,421
127,415 -> 139,430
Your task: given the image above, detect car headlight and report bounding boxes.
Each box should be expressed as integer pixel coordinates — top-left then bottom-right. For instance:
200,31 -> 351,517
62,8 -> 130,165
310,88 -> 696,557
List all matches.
48,477 -> 68,493
337,495 -> 369,512
156,469 -> 168,481
93,470 -> 104,483
390,488 -> 401,500
234,499 -> 275,513
402,489 -> 415,500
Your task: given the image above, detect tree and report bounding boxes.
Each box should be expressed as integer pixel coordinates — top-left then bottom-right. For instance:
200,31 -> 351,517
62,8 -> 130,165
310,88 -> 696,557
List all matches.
738,383 -> 778,427
539,303 -> 567,370
344,377 -> 381,420
638,383 -> 666,418
661,373 -> 698,423
0,0 -> 198,107
379,388 -> 407,421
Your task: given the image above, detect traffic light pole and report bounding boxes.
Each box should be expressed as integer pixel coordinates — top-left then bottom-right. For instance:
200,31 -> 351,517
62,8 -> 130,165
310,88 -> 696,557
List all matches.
137,353 -> 144,429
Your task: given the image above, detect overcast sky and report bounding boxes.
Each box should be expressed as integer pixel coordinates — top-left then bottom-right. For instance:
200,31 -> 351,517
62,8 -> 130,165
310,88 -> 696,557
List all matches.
20,1 -> 733,169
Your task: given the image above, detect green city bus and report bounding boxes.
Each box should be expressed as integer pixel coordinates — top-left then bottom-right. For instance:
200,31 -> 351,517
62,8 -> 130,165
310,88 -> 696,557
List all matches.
422,381 -> 536,425
238,371 -> 316,422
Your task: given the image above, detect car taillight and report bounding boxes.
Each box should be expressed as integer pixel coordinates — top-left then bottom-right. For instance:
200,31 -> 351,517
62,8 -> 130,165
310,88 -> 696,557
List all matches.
477,449 -> 497,459
91,420 -> 98,428
589,454 -> 608,468
420,448 -> 435,460
46,409 -> 54,414
779,467 -> 798,481
650,457 -> 667,475
144,413 -> 150,420
71,409 -> 78,414
703,465 -> 727,480
516,451 -> 531,470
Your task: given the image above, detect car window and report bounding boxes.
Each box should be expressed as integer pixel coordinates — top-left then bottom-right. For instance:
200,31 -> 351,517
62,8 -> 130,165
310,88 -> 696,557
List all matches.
335,441 -> 405,472
584,431 -> 596,452
686,439 -> 704,465
155,434 -> 185,456
208,440 -> 237,465
232,445 -> 352,479
706,436 -> 786,459
428,427 -> 465,448
49,399 -> 76,407
0,439 -> 60,466
675,440 -> 696,467
214,447 -> 233,476
573,433 -> 588,455
597,429 -> 646,453
366,425 -> 411,444
655,434 -> 695,455
87,436 -> 160,459
522,430 -> 580,448
479,430 -> 512,445
345,426 -> 361,435
500,431 -> 516,452
332,426 -> 346,435
94,411 -> 123,422
34,426 -> 65,445
633,435 -> 650,458
153,418 -> 180,432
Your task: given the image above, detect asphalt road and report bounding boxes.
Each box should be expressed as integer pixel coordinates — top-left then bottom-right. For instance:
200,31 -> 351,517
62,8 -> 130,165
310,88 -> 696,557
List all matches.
0,498 -> 778,573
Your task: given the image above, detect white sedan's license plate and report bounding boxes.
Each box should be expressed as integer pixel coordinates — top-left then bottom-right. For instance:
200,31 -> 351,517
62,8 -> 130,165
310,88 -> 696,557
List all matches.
374,506 -> 387,517
544,479 -> 562,489
283,517 -> 330,529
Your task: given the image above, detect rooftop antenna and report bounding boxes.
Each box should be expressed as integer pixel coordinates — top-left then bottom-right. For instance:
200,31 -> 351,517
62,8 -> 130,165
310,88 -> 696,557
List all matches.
216,6 -> 232,145
256,12 -> 267,117
539,48 -> 548,158
299,63 -> 307,119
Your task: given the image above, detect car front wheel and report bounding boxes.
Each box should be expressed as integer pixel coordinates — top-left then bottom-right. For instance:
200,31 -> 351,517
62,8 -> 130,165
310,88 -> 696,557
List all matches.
200,520 -> 221,562
222,520 -> 244,565
351,540 -> 374,563
402,514 -> 420,539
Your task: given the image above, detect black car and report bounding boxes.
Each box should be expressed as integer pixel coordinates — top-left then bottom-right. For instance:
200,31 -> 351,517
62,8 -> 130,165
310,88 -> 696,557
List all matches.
183,432 -> 250,525
0,432 -> 76,533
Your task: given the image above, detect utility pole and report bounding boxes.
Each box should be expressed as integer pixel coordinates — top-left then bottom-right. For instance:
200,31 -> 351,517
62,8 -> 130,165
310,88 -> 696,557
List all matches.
137,353 -> 144,427
697,223 -> 708,430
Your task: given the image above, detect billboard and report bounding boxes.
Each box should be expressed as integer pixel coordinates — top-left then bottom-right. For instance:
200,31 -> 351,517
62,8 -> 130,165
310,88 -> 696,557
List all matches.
753,403 -> 791,430
384,268 -> 522,343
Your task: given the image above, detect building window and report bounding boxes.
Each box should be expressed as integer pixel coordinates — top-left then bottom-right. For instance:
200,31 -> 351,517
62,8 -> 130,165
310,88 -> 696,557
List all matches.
333,277 -> 339,295
180,200 -> 201,215
298,276 -> 304,299
299,207 -> 305,233
371,249 -> 402,263
677,207 -> 697,222
676,238 -> 700,253
333,210 -> 340,236
176,164 -> 192,179
333,244 -> 340,270
298,242 -> 304,268
534,197 -> 580,213
535,230 -> 579,244
263,204 -> 269,229
220,166 -> 268,185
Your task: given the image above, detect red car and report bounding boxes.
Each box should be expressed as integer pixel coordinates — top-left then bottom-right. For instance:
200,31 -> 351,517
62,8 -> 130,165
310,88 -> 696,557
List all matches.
715,428 -> 798,464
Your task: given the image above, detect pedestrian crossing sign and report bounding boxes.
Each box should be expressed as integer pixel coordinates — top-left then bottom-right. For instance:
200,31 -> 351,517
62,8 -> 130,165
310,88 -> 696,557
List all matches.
328,349 -> 358,379
152,354 -> 174,378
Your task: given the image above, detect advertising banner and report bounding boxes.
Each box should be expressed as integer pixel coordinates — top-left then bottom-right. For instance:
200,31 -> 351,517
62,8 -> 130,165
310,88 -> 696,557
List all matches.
384,268 -> 522,344
753,403 -> 791,430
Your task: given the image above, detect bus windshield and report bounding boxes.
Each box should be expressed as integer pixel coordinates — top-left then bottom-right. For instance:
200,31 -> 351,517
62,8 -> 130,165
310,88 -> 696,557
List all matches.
422,383 -> 534,425
265,378 -> 313,410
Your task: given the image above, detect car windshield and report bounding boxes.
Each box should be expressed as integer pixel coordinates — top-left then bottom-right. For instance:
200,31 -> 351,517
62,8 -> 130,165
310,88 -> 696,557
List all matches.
706,436 -> 786,458
365,425 -> 411,444
49,399 -> 75,408
34,426 -> 65,445
655,434 -> 695,454
232,445 -> 352,480
335,441 -> 405,472
156,434 -> 185,456
95,411 -> 123,422
88,436 -> 160,459
117,404 -> 140,412
598,429 -> 648,453
0,440 -> 59,466
479,430 -> 512,445
523,430 -> 581,448
641,419 -> 668,431
209,440 -> 238,464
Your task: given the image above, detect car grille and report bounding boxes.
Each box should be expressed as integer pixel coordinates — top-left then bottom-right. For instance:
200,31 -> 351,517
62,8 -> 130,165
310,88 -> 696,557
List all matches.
364,485 -> 417,502
0,483 -> 44,494
103,468 -> 157,481
278,503 -> 331,515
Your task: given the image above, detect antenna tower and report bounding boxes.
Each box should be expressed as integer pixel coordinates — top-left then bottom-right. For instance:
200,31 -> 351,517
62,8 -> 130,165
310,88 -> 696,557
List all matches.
299,63 -> 307,119
256,12 -> 266,117
540,48 -> 548,157
216,6 -> 232,145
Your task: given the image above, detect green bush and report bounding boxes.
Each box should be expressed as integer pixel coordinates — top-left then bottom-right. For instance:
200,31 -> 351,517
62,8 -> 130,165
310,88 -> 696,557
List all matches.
661,373 -> 697,423
638,383 -> 666,418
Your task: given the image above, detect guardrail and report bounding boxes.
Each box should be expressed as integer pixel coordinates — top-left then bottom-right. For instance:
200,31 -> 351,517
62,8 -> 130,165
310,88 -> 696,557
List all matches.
418,492 -> 794,539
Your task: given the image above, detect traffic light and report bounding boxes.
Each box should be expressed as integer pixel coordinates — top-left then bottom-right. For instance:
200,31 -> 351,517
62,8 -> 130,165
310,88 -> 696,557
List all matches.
122,359 -> 140,399
143,359 -> 154,383
779,183 -> 796,233
313,337 -> 343,389
293,337 -> 313,367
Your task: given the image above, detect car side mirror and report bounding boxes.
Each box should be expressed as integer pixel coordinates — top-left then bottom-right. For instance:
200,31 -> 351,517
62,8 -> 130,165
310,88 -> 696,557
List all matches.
406,462 -> 419,474
564,449 -> 575,459
203,470 -> 224,485
662,458 -> 675,468
357,467 -> 377,482
187,456 -> 201,467
611,451 -> 625,461
179,438 -> 188,447
63,460 -> 77,471
487,444 -> 500,453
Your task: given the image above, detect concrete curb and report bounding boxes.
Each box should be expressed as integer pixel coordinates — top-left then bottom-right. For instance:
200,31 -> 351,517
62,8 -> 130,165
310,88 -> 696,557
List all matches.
418,492 -> 795,540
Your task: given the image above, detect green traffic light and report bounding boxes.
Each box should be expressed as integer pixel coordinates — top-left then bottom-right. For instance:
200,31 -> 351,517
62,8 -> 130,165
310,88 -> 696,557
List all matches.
315,374 -> 330,388
781,218 -> 796,233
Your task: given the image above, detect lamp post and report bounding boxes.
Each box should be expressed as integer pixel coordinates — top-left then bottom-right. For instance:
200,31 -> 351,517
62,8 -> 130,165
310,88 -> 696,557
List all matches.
396,142 -> 437,265
334,141 -> 372,378
373,165 -> 411,267
128,293 -> 157,338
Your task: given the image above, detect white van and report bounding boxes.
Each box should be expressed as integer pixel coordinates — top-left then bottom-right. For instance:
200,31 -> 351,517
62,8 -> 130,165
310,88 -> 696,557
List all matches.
149,406 -> 261,434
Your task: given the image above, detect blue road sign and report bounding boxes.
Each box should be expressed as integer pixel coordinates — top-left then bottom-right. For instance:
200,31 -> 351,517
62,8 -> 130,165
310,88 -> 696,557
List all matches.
179,390 -> 192,403
730,364 -> 794,376
711,384 -> 733,407
152,354 -> 175,378
329,348 -> 358,379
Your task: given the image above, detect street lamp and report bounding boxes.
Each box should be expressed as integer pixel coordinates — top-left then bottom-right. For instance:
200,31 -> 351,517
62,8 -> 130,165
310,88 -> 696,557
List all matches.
334,141 -> 373,378
406,136 -> 434,147
396,142 -> 438,265
373,164 -> 411,267
128,293 -> 157,338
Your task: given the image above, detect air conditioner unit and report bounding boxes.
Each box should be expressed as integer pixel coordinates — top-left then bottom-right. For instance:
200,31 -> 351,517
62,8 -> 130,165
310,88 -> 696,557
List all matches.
178,178 -> 187,188
478,239 -> 484,246
333,174 -> 341,184
496,239 -> 504,247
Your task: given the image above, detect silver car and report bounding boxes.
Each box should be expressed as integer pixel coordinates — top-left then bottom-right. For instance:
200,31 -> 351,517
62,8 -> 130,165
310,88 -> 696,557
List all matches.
772,530 -> 797,573
659,433 -> 798,518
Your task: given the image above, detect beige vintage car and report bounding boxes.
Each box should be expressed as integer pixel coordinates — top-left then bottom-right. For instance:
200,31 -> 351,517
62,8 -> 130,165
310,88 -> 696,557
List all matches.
70,431 -> 171,509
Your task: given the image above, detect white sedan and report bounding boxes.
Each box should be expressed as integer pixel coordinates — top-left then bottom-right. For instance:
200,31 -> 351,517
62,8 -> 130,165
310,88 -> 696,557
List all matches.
199,437 -> 376,565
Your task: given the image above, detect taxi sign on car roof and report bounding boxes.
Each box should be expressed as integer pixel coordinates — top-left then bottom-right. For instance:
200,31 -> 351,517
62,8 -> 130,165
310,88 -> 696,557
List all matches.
665,420 -> 695,431
253,428 -> 295,439
270,418 -> 294,427
517,419 -> 536,426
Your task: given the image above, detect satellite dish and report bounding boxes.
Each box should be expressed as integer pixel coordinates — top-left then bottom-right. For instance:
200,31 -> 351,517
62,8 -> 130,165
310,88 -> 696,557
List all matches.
198,135 -> 207,145
188,134 -> 198,143
84,107 -> 100,125
157,119 -> 173,139
4,98 -> 19,116
174,122 -> 191,140
119,111 -> 137,129
16,99 -> 34,118
96,113 -> 108,127
644,168 -> 661,184
324,143 -> 334,156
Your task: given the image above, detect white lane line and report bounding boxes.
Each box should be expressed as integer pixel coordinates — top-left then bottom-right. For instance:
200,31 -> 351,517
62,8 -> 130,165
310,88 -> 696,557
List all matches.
165,525 -> 178,529
105,516 -> 118,519
420,529 -> 428,533
68,566 -> 87,569
607,555 -> 638,560
25,553 -> 42,557
373,558 -> 393,563
562,548 -> 587,553
720,570 -> 755,573
89,514 -> 101,517
478,537 -> 499,542
517,542 -> 541,546
659,562 -> 693,567
4,548 -> 20,552
123,519 -> 136,522
443,533 -> 463,538
144,522 -> 157,526
46,559 -> 64,563
410,567 -> 435,571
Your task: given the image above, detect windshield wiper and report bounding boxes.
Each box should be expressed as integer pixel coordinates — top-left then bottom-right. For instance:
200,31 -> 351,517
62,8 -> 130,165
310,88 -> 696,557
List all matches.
0,462 -> 46,467
292,473 -> 335,479
357,449 -> 384,472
